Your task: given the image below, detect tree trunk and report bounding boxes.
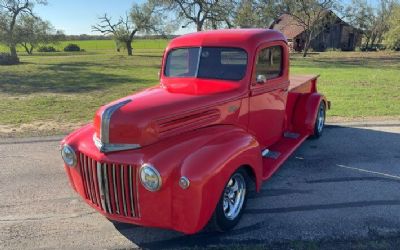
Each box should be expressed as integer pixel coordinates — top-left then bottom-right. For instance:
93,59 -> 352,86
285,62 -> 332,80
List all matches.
370,34 -> 377,50
21,43 -> 33,55
303,32 -> 313,57
126,41 -> 133,56
302,44 -> 309,57
196,22 -> 202,31
22,44 -> 30,54
10,44 -> 18,59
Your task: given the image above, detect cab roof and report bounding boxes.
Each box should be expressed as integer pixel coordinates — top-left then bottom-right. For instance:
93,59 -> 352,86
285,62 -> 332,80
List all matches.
167,29 -> 287,52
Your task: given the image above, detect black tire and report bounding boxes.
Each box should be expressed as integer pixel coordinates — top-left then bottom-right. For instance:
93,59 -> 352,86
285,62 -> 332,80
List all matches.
210,168 -> 249,232
313,101 -> 326,138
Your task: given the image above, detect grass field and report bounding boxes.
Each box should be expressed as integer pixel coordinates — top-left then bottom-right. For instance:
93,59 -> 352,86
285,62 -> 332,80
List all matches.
291,51 -> 400,118
0,39 -> 169,52
0,42 -> 399,136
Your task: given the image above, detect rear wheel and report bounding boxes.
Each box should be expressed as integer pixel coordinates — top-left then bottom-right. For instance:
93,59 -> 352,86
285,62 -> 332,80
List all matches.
313,101 -> 326,138
211,168 -> 248,232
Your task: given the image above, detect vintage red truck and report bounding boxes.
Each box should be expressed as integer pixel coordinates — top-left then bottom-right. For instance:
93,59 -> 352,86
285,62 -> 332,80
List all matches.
60,29 -> 329,234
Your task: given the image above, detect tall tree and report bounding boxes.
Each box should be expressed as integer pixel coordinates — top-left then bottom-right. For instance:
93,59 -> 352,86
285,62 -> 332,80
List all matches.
234,0 -> 256,28
234,0 -> 278,28
160,0 -> 238,31
384,2 -> 400,50
92,1 -> 167,56
369,0 -> 394,48
275,0 -> 340,57
345,0 -> 395,50
0,0 -> 47,60
15,15 -> 60,54
203,0 -> 237,29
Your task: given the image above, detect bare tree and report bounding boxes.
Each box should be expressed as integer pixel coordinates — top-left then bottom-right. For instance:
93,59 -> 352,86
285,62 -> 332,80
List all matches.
276,0 -> 340,57
92,1 -> 167,56
160,0 -> 238,31
0,0 -> 47,60
92,14 -> 135,56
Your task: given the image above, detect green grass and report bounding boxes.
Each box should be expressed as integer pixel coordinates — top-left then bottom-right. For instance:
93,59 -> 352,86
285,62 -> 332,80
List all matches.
0,49 -> 163,135
0,46 -> 399,136
0,38 -> 169,52
291,51 -> 400,117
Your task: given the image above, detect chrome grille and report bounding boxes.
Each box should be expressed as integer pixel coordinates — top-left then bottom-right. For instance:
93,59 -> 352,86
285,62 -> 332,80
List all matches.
79,153 -> 137,217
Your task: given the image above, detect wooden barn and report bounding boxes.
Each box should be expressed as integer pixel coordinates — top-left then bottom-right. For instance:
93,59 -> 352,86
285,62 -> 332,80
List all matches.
271,12 -> 362,52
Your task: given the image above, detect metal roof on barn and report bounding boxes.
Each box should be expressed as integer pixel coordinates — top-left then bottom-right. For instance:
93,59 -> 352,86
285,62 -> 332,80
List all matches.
271,14 -> 305,40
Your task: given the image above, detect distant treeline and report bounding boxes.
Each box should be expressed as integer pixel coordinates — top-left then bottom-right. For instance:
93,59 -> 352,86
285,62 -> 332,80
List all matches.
64,34 -> 178,41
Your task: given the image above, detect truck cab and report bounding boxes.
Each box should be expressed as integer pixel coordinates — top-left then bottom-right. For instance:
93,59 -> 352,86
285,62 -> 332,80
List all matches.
60,29 -> 329,234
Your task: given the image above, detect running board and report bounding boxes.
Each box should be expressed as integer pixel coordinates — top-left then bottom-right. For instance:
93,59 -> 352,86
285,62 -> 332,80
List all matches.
262,133 -> 309,180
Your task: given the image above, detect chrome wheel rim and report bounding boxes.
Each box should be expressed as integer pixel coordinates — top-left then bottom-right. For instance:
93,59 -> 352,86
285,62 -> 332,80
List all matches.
223,173 -> 246,220
317,104 -> 325,133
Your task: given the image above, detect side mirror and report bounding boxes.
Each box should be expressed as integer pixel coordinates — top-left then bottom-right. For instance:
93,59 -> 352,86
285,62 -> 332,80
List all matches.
256,74 -> 267,84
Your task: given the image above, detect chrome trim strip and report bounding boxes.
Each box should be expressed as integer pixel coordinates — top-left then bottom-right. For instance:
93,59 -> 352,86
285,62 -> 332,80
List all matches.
93,135 -> 140,153
136,166 -> 141,218
121,166 -> 127,216
100,99 -> 132,144
112,164 -> 120,214
79,154 -> 87,198
83,155 -> 92,202
97,162 -> 106,210
129,166 -> 135,217
87,159 -> 97,205
103,163 -> 111,213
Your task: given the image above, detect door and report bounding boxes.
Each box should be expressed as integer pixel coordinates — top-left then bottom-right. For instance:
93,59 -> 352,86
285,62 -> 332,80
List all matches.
248,42 -> 289,148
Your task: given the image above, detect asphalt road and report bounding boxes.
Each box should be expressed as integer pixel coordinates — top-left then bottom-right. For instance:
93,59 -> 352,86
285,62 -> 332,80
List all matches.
1,121 -> 400,249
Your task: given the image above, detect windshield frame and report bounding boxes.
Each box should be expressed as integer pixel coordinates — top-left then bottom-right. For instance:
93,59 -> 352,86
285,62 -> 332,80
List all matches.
163,46 -> 248,81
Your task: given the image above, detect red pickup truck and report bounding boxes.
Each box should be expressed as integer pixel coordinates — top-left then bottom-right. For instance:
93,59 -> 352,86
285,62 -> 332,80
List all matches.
60,29 -> 329,234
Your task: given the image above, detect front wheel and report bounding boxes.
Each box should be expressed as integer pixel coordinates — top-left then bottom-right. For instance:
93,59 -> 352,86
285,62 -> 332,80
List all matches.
211,168 -> 248,232
313,101 -> 326,138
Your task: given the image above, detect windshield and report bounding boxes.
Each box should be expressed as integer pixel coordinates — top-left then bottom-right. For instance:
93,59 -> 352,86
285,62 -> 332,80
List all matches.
164,47 -> 248,81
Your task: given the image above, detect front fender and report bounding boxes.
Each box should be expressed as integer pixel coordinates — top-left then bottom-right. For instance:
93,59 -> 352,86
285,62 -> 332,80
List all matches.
64,124 -> 262,234
163,126 -> 263,234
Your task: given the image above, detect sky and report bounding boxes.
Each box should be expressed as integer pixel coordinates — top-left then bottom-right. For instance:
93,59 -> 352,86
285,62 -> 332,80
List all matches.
34,0 -> 184,35
34,0 -> 379,36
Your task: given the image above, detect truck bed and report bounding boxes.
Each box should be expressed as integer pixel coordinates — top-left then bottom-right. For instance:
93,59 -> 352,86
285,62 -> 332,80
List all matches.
289,75 -> 320,93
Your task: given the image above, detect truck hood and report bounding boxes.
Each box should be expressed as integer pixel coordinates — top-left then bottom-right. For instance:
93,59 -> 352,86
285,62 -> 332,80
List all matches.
93,81 -> 243,152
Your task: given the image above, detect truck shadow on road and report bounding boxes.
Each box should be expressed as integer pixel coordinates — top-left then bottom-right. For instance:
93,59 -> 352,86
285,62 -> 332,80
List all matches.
112,125 -> 400,249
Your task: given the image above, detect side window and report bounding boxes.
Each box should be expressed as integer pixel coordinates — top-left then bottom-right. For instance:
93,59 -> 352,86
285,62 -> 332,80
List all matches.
255,46 -> 283,81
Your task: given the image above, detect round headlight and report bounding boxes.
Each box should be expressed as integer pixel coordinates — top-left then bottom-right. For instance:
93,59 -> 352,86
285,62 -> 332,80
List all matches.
61,144 -> 77,167
139,164 -> 162,192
